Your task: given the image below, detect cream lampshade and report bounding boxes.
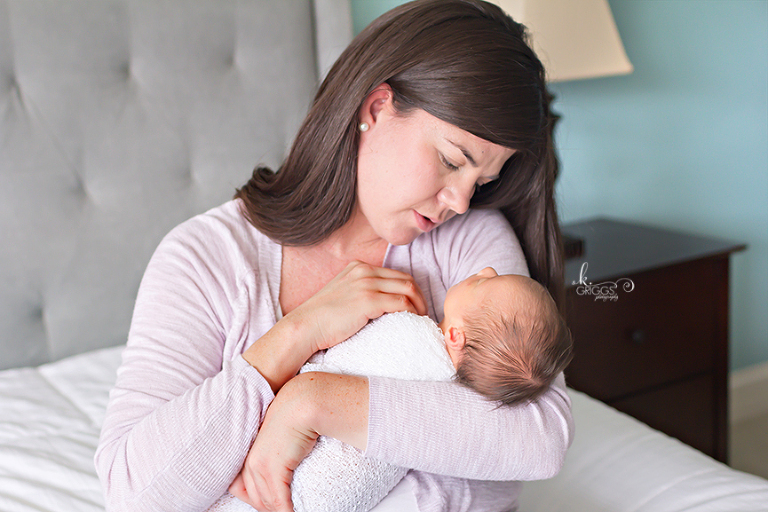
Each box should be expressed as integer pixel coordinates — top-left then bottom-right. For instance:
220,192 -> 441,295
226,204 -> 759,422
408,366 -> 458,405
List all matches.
490,0 -> 633,82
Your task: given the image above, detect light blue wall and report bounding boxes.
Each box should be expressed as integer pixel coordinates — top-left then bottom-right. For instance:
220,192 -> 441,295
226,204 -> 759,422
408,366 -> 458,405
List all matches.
350,0 -> 768,371
351,0 -> 407,33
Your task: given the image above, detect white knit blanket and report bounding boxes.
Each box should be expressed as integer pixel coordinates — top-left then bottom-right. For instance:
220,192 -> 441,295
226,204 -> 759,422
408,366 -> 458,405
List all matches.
209,312 -> 455,512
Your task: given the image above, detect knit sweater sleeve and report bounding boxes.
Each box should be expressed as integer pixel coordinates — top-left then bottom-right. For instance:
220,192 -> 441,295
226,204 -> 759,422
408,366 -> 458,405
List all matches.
365,209 -> 574,482
94,211 -> 275,512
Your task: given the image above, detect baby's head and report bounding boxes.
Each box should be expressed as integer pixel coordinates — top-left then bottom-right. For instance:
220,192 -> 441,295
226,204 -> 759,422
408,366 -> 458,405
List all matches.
439,267 -> 573,406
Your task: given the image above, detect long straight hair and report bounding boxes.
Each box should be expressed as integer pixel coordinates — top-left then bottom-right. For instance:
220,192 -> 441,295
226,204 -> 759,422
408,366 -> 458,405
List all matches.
236,0 -> 565,309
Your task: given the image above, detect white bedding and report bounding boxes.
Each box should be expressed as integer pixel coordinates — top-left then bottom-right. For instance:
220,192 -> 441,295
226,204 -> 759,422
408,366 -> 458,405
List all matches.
0,346 -> 766,512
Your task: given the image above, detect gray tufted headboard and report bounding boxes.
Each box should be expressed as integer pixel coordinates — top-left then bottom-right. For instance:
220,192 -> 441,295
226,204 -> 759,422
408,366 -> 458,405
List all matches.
0,0 -> 352,370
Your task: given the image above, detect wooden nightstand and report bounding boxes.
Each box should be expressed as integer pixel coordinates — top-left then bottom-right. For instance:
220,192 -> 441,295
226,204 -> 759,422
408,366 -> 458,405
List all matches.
562,218 -> 745,463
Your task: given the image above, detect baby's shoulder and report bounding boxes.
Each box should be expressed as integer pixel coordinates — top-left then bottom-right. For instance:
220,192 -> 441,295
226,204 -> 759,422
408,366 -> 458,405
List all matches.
367,311 -> 441,336
318,312 -> 454,381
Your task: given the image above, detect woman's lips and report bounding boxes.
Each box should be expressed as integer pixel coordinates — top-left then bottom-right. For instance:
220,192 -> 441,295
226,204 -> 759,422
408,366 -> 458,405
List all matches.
414,211 -> 437,232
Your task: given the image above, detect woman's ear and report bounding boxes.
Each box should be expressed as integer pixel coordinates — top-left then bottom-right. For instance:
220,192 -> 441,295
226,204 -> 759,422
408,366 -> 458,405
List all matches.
358,83 -> 393,128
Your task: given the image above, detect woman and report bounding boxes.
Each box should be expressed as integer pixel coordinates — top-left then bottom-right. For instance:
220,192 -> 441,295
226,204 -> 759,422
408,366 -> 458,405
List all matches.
95,1 -> 572,511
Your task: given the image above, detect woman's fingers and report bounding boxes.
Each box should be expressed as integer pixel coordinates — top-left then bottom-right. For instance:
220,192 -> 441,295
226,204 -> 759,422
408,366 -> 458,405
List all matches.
233,464 -> 293,512
362,276 -> 427,316
335,262 -> 429,317
242,260 -> 428,388
228,473 -> 248,502
243,469 -> 290,512
345,263 -> 427,314
229,473 -> 269,511
232,386 -> 320,512
288,261 -> 429,352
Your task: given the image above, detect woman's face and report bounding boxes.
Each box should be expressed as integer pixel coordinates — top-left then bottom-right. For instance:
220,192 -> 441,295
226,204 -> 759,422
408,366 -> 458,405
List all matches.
355,92 -> 515,246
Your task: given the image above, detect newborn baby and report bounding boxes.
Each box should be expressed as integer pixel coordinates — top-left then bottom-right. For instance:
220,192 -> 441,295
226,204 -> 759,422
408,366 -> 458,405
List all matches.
214,267 -> 573,512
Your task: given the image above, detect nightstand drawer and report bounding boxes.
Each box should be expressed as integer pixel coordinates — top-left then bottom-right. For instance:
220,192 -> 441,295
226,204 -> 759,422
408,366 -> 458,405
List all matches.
610,373 -> 716,458
565,259 -> 718,401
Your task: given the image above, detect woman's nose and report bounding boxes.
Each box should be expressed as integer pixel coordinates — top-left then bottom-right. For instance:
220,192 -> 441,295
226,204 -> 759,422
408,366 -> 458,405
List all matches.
437,183 -> 473,215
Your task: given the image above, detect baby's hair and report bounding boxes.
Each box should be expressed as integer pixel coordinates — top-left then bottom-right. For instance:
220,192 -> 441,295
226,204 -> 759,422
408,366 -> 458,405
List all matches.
455,292 -> 573,407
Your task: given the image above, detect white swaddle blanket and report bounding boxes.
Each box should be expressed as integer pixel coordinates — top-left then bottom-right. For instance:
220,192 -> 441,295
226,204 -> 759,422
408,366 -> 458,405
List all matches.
209,311 -> 455,512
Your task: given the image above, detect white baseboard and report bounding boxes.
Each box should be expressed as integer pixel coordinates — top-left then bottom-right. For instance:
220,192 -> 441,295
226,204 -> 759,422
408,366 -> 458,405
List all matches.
730,361 -> 768,424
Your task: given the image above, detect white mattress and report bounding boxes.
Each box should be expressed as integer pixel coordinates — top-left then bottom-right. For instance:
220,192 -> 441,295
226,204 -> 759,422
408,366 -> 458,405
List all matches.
519,390 -> 768,511
0,346 -> 766,512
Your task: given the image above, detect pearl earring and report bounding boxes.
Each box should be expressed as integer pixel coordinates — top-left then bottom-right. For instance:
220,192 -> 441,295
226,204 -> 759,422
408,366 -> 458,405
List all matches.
359,122 -> 369,132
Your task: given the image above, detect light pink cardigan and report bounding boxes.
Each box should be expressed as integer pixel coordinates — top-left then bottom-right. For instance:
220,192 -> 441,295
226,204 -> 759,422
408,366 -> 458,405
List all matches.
95,200 -> 573,512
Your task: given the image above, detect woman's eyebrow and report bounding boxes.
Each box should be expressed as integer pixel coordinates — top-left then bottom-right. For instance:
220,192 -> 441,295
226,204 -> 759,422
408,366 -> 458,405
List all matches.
445,138 -> 477,167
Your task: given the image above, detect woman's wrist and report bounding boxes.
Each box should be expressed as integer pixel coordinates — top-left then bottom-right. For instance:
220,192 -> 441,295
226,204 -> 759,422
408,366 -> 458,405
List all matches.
284,372 -> 370,451
242,316 -> 314,393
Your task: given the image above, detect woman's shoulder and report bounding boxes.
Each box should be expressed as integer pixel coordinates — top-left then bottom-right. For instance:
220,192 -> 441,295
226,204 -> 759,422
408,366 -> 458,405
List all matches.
436,208 -> 511,236
412,208 -> 528,281
422,208 -> 519,256
164,199 -> 253,239
155,199 -> 278,276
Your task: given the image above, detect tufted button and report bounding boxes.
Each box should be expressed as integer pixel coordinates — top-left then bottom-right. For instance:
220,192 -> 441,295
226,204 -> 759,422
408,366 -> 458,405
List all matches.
120,61 -> 131,80
71,174 -> 88,201
181,166 -> 194,188
6,74 -> 19,97
30,304 -> 44,322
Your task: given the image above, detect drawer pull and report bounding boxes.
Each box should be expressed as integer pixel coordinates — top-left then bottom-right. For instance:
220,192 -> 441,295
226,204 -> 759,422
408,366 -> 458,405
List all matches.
630,329 -> 647,345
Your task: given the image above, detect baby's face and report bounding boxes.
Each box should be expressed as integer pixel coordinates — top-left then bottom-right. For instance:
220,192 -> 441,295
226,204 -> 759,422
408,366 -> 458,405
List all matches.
443,268 -> 541,327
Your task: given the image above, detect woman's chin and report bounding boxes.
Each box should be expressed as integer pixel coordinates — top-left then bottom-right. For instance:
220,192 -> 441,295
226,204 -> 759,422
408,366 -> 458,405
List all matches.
384,228 -> 422,247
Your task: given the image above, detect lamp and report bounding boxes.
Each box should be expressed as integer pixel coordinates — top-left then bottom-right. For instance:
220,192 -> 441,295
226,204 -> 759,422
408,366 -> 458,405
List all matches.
490,0 -> 633,82
489,0 -> 632,259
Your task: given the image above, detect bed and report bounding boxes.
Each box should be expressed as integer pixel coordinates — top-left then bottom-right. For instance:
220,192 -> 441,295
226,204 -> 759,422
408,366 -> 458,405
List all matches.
2,1 -> 767,511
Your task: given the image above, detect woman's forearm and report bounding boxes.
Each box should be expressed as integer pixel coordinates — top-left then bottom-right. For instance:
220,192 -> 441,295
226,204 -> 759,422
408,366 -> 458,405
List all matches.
96,355 -> 274,512
282,370 -> 572,482
96,217 -> 282,512
365,373 -> 573,481
282,371 -> 370,451
229,372 -> 370,511
278,371 -> 573,483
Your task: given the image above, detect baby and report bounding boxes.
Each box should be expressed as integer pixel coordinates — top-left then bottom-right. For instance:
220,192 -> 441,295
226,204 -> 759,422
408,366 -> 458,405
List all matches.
441,266 -> 574,407
215,267 -> 573,512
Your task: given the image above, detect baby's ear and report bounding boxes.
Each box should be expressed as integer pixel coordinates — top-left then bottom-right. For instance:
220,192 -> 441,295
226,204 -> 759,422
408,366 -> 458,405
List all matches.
446,326 -> 466,351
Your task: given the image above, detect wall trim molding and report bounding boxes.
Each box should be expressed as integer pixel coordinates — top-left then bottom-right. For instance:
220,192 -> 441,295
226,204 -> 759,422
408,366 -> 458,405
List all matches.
730,361 -> 768,424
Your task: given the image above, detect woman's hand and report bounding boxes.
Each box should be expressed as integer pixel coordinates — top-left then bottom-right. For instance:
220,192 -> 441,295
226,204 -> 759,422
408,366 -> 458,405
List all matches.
243,261 -> 427,392
229,372 -> 369,511
228,393 -> 317,512
289,261 -> 428,352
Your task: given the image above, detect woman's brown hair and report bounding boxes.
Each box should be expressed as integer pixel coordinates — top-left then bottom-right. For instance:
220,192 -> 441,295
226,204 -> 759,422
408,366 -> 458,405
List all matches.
236,0 -> 565,309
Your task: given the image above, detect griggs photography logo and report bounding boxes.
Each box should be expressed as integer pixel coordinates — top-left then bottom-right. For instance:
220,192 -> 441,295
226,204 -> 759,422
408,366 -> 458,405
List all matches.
572,262 -> 635,302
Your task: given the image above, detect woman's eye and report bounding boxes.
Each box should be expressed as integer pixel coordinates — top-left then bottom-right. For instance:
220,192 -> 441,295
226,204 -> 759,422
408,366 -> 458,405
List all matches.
477,176 -> 499,188
440,155 -> 460,171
